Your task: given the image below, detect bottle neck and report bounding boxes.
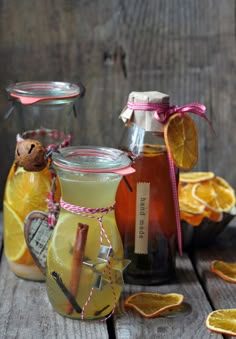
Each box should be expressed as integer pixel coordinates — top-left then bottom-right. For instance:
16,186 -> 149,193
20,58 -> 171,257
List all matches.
119,123 -> 166,157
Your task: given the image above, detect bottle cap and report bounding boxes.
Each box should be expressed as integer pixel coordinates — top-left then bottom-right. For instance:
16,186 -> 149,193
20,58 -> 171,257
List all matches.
119,91 -> 169,132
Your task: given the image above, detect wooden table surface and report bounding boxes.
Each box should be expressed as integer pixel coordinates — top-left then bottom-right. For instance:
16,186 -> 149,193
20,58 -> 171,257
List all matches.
0,211 -> 235,339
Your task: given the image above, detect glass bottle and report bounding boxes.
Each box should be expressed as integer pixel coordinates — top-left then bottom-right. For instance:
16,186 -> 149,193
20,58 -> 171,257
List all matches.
3,81 -> 84,281
115,91 -> 178,285
46,146 -> 134,320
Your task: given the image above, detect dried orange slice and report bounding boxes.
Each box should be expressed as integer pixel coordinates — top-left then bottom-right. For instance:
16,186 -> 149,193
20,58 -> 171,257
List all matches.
164,113 -> 198,170
193,176 -> 235,213
180,171 -> 215,183
206,309 -> 236,336
178,183 -> 205,214
180,210 -> 205,226
210,260 -> 236,283
124,292 -> 184,318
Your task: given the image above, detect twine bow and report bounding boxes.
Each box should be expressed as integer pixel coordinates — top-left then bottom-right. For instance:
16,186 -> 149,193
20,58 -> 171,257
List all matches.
46,192 -> 60,228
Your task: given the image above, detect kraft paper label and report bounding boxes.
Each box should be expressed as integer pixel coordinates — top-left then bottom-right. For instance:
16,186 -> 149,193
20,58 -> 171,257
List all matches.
134,182 -> 150,254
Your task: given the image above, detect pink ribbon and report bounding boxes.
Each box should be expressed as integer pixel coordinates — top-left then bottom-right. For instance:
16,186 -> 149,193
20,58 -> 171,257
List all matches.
127,100 -> 211,255
127,101 -> 212,126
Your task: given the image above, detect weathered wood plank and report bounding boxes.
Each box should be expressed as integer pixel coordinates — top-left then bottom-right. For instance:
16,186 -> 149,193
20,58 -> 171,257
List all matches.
0,255 -> 109,339
0,0 -> 235,207
114,254 -> 222,339
194,223 -> 236,313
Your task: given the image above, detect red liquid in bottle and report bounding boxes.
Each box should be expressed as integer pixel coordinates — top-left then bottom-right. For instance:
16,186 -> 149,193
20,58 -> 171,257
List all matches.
115,144 -> 177,285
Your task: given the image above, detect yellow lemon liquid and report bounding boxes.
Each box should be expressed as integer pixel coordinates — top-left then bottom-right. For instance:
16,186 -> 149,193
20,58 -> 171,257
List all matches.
3,163 -> 60,281
46,174 -> 124,320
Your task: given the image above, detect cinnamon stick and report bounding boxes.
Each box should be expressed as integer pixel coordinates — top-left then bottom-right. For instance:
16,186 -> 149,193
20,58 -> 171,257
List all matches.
66,222 -> 89,315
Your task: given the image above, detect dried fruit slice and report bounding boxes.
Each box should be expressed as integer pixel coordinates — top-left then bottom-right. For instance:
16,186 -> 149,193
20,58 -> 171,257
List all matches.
124,292 -> 184,318
180,171 -> 215,183
193,176 -> 235,213
4,201 -> 34,264
206,309 -> 236,336
210,260 -> 236,283
178,183 -> 205,214
164,113 -> 198,170
180,210 -> 205,226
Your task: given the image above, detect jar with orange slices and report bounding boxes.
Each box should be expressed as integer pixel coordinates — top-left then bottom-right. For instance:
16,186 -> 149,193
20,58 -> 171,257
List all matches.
3,81 -> 84,281
115,91 -> 209,285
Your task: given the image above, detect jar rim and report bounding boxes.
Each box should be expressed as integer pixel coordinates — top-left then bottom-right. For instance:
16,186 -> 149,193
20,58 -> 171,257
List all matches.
52,146 -> 133,174
6,81 -> 81,104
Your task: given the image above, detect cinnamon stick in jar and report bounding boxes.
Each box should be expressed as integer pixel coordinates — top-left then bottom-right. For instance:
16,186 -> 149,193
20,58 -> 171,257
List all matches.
66,222 -> 89,315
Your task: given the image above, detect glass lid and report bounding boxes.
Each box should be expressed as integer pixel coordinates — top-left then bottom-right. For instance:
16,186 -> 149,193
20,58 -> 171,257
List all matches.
52,146 -> 134,175
6,81 -> 82,104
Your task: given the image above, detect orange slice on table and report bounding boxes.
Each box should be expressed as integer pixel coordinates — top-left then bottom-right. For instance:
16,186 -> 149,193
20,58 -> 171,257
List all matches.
192,176 -> 235,213
3,201 -> 34,265
124,292 -> 184,318
210,260 -> 236,283
206,309 -> 236,336
180,171 -> 215,183
164,113 -> 198,170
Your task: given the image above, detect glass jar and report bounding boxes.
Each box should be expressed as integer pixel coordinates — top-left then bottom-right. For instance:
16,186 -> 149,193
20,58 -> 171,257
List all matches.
3,81 -> 84,281
46,146 -> 134,320
115,91 -> 178,285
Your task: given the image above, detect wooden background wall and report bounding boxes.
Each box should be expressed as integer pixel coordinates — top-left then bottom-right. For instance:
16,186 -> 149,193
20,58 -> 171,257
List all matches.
0,0 -> 235,209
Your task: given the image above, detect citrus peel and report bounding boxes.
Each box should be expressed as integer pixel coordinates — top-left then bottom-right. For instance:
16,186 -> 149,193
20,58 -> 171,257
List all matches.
164,113 -> 198,170
180,171 -> 215,183
193,177 -> 235,213
210,260 -> 236,283
206,309 -> 236,336
124,292 -> 184,318
179,173 -> 235,226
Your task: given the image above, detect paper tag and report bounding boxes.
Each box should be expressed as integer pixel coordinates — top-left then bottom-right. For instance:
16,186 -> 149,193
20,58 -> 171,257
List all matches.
134,182 -> 150,254
24,211 -> 54,274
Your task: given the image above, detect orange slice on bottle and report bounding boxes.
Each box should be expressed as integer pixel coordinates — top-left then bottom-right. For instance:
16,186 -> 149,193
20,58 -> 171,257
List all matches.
210,260 -> 236,283
124,292 -> 184,318
180,171 -> 215,183
192,176 -> 235,213
206,309 -> 236,336
164,113 -> 198,170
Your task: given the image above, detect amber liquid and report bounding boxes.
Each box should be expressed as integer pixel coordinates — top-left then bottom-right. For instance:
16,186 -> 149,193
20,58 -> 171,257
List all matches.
115,144 -> 177,285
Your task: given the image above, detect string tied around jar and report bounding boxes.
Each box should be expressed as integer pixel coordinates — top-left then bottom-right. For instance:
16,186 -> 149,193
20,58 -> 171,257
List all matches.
60,198 -> 117,320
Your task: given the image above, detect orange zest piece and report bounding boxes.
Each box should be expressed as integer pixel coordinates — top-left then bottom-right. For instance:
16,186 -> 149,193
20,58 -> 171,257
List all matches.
210,260 -> 236,283
124,292 -> 184,318
206,309 -> 236,336
164,113 -> 198,170
192,176 -> 235,213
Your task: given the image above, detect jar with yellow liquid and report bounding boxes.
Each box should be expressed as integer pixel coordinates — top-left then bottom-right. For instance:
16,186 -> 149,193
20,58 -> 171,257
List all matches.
46,146 -> 134,320
3,81 -> 84,281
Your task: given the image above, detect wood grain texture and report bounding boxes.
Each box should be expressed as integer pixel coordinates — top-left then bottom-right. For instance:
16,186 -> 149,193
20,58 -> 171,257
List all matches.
194,224 -> 236,313
114,254 -> 222,339
0,255 -> 109,339
0,0 -> 235,210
